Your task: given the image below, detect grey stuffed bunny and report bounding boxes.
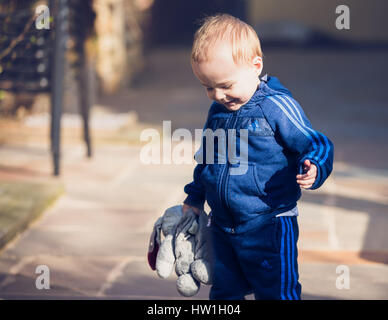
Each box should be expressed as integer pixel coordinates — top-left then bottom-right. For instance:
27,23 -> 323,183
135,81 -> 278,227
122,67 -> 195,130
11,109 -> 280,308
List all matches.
147,205 -> 213,297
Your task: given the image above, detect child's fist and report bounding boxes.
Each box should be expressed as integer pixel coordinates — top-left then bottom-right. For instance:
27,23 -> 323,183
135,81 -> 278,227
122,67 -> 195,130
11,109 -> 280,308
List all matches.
182,203 -> 201,215
296,159 -> 317,189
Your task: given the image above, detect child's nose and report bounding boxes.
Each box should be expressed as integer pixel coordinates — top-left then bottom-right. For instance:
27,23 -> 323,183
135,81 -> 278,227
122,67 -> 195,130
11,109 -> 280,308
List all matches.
212,88 -> 225,101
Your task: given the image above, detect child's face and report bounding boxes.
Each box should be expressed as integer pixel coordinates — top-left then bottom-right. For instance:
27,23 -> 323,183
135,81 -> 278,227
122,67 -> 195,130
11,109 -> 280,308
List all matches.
192,43 -> 262,111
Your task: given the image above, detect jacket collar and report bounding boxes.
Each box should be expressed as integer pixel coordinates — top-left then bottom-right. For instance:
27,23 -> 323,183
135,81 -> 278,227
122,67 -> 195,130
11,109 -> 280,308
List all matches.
239,80 -> 270,110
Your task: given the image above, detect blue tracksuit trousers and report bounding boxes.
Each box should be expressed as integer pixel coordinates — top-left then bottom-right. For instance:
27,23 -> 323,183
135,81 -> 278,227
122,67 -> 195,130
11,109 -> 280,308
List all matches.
209,209 -> 302,300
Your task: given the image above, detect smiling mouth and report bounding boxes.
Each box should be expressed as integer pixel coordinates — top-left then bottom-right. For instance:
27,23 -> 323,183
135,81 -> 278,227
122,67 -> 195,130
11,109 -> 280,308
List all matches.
223,99 -> 238,105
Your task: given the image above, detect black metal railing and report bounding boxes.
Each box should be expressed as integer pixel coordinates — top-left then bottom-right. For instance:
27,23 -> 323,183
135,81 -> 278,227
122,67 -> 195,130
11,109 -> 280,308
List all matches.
0,0 -> 95,175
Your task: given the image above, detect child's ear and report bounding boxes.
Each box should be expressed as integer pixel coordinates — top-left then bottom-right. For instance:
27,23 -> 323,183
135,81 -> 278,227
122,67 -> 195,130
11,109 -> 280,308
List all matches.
252,56 -> 263,75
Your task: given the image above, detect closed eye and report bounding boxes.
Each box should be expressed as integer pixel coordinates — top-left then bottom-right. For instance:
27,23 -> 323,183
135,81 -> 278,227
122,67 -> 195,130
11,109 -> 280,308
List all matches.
202,82 -> 233,91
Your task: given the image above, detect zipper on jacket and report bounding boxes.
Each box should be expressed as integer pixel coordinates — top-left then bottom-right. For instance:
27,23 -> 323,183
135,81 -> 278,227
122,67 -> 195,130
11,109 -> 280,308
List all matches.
218,109 -> 241,229
217,116 -> 231,208
224,109 -> 241,212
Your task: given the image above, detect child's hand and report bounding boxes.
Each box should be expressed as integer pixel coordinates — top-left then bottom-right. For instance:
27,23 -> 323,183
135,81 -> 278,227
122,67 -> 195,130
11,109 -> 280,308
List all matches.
182,203 -> 201,215
296,159 -> 317,189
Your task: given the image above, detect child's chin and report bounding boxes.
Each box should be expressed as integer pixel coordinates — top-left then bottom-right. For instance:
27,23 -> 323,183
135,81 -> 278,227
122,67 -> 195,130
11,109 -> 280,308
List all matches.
225,103 -> 241,111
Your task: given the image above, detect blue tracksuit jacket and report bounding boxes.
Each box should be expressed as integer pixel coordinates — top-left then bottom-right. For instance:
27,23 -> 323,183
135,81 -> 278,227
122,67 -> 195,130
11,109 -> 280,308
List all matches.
184,76 -> 334,230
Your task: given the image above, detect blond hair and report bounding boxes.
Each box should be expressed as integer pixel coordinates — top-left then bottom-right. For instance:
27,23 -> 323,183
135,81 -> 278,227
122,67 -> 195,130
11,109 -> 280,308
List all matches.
191,14 -> 263,65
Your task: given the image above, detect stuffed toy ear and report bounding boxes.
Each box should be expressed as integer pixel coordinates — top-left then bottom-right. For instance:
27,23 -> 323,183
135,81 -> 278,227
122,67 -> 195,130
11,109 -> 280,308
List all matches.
156,234 -> 176,279
147,217 -> 163,270
147,242 -> 159,271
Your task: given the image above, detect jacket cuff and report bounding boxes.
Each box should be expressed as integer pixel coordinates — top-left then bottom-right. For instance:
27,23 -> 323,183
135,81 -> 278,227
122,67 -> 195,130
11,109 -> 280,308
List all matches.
183,194 -> 205,211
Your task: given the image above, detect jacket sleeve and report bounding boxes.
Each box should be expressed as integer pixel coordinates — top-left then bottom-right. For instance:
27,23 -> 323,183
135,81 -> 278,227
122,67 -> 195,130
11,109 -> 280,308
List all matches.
260,94 -> 334,190
183,109 -> 212,210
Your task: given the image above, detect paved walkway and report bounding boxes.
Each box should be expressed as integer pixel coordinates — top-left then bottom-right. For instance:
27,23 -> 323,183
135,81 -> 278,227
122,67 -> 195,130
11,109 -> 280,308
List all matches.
0,142 -> 201,299
0,47 -> 387,300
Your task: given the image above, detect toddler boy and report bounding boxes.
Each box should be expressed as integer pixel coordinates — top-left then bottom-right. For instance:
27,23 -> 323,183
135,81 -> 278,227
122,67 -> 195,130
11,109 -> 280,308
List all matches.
183,14 -> 334,300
